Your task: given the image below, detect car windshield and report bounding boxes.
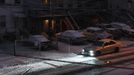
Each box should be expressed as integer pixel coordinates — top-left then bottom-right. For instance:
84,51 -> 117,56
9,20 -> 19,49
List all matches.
84,47 -> 92,51
93,41 -> 104,46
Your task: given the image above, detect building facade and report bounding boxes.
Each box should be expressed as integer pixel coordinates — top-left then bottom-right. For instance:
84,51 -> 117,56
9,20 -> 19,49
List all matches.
0,0 -> 133,39
23,0 -> 105,34
0,0 -> 26,39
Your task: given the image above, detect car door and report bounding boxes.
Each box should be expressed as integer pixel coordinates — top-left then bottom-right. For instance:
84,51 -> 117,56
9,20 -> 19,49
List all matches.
102,42 -> 114,54
109,41 -> 117,50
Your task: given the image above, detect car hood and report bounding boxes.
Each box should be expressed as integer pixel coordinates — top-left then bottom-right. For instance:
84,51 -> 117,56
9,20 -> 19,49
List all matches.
85,45 -> 102,51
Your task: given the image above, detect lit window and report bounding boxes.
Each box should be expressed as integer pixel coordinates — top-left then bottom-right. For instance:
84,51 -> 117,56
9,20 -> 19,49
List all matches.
42,0 -> 48,5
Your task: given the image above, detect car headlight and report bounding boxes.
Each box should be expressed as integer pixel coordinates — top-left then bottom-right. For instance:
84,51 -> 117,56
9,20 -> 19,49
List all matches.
81,49 -> 85,54
89,50 -> 95,56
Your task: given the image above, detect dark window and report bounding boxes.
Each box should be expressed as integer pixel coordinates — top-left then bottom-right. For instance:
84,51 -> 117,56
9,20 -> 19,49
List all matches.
94,41 -> 104,46
58,4 -> 63,7
128,0 -> 133,3
0,0 -> 5,4
104,42 -> 109,46
109,41 -> 116,45
15,0 -> 21,4
68,4 -> 73,7
0,16 -> 6,28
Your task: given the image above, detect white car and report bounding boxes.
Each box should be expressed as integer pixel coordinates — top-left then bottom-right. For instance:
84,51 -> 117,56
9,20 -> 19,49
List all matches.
28,35 -> 50,49
58,30 -> 86,44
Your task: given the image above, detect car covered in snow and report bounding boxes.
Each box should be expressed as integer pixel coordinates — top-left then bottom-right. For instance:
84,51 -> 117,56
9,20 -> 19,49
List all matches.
81,39 -> 121,56
28,35 -> 51,49
105,28 -> 123,39
84,27 -> 103,33
57,30 -> 86,44
83,27 -> 112,41
110,22 -> 131,29
110,22 -> 134,37
124,28 -> 134,37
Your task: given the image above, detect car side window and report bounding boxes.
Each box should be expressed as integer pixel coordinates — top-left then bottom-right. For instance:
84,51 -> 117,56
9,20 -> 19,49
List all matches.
109,41 -> 116,45
104,42 -> 109,46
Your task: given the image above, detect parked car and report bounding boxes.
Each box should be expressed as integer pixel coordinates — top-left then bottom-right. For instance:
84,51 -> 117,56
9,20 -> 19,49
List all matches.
124,28 -> 134,37
110,22 -> 131,29
28,35 -> 51,50
57,30 -> 86,44
110,22 -> 134,37
96,23 -> 126,39
95,23 -> 111,29
105,28 -> 123,39
95,31 -> 113,40
84,27 -> 103,33
83,27 -> 112,41
81,39 -> 121,56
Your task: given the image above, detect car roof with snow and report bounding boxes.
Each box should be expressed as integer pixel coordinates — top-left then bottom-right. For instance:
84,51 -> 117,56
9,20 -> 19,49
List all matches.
30,35 -> 49,42
62,30 -> 85,37
110,22 -> 131,29
86,27 -> 102,31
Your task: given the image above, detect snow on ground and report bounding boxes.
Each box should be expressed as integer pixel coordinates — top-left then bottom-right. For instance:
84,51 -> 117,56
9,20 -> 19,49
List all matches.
0,39 -> 133,75
0,62 -> 56,75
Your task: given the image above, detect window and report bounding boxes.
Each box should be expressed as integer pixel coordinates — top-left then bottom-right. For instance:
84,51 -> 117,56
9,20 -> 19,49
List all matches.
94,41 -> 104,46
104,42 -> 109,46
68,4 -> 73,7
0,16 -> 6,28
109,41 -> 116,45
42,0 -> 48,5
15,0 -> 21,4
128,0 -> 133,3
0,0 -> 5,4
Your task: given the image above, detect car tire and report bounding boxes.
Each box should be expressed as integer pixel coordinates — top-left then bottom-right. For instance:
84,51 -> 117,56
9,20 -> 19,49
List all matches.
114,47 -> 119,53
96,51 -> 101,56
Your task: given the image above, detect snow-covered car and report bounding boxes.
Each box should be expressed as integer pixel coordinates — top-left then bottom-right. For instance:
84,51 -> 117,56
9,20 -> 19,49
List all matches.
95,31 -> 113,40
84,27 -> 103,33
81,39 -> 121,56
28,35 -> 51,49
105,28 -> 123,39
95,23 -> 111,29
124,29 -> 134,37
110,22 -> 131,29
110,22 -> 134,37
58,30 -> 86,44
97,23 -> 126,39
83,27 -> 112,41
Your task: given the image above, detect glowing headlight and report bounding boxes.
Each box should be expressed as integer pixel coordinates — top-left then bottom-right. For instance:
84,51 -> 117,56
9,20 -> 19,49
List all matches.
81,49 -> 85,54
89,50 -> 95,56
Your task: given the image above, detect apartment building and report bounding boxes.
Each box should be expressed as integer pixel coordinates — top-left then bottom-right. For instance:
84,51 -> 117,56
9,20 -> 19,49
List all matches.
23,0 -> 105,34
1,0 -> 133,39
0,0 -> 26,39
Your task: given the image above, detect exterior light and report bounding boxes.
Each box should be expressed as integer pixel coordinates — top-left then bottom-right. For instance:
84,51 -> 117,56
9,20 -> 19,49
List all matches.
43,0 -> 48,5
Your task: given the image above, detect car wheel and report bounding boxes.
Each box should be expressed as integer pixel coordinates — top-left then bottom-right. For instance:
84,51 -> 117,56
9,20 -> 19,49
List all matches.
96,51 -> 101,56
114,47 -> 119,53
